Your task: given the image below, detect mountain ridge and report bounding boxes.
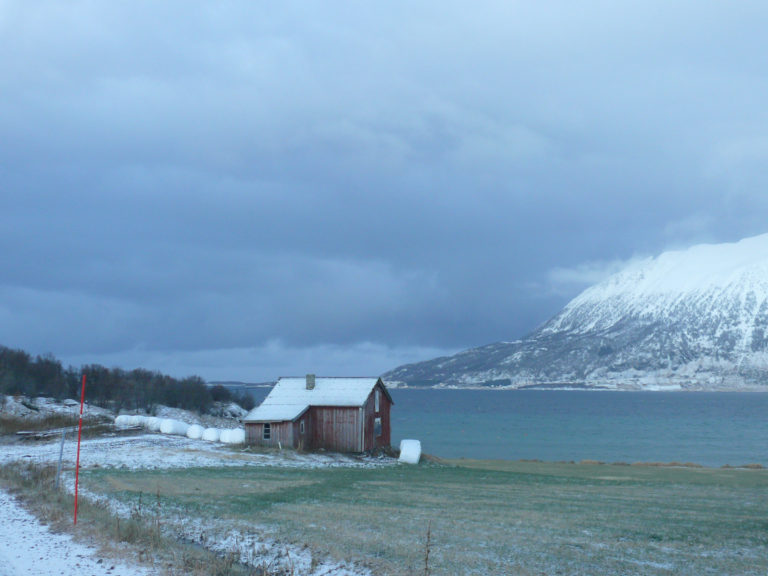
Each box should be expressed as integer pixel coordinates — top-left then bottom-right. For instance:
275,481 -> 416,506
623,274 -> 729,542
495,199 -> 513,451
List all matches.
383,233 -> 768,391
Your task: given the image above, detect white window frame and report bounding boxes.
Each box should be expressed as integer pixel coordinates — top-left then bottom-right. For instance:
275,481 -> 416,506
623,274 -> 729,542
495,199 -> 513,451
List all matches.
263,423 -> 271,440
299,420 -> 305,435
375,389 -> 380,413
374,417 -> 382,437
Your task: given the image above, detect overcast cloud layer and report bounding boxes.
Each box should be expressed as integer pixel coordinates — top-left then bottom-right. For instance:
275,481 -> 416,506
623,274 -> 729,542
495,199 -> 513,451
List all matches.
3,2 -> 768,381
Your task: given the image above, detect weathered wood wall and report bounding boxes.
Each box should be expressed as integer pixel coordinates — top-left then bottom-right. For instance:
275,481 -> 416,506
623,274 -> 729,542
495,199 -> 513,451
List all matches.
362,382 -> 392,451
310,406 -> 362,452
245,421 -> 293,447
245,379 -> 393,452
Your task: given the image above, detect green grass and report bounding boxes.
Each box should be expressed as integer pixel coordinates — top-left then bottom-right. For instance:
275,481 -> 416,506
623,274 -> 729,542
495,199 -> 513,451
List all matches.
0,462 -> 267,576
82,460 -> 768,575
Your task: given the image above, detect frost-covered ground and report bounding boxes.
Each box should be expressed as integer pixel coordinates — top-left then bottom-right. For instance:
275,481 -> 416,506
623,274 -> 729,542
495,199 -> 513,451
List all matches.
3,415 -> 765,575
0,397 -> 393,576
1,395 -> 114,420
1,435 -> 388,575
1,394 -> 247,428
0,431 -> 392,471
1,432 -> 383,575
0,489 -> 156,576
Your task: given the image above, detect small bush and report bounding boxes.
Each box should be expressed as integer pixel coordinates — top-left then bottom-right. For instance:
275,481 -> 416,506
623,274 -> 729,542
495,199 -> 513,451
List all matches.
209,385 -> 232,403
232,390 -> 256,411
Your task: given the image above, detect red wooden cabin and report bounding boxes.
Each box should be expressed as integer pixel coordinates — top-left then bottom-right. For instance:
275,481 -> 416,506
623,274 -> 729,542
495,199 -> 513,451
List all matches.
243,375 -> 392,453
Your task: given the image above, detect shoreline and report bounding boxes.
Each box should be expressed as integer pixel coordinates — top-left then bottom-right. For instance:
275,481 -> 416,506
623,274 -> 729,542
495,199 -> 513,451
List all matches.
389,385 -> 768,392
441,456 -> 766,471
2,432 -> 766,576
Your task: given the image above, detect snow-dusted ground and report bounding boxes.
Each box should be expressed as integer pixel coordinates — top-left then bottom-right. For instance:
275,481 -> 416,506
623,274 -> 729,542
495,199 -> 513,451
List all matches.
1,402 -> 393,576
0,489 -> 156,576
0,431 -> 391,471
1,395 -> 114,421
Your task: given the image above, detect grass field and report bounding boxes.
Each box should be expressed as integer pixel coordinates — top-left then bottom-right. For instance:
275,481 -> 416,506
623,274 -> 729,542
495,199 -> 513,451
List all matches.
82,459 -> 768,575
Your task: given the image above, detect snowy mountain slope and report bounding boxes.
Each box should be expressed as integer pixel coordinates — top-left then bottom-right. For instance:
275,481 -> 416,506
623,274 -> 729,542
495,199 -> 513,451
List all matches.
384,234 -> 768,390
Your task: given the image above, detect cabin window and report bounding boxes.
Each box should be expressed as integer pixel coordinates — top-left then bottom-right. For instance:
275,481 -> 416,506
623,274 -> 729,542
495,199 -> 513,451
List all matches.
263,423 -> 271,440
375,389 -> 380,413
299,421 -> 305,435
374,417 -> 382,437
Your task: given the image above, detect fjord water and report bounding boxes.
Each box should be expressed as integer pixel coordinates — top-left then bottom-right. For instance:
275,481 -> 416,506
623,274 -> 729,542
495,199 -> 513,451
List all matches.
388,389 -> 768,467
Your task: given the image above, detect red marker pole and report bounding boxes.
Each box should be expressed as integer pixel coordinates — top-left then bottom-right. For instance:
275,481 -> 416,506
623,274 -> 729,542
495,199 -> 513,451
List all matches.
74,373 -> 86,525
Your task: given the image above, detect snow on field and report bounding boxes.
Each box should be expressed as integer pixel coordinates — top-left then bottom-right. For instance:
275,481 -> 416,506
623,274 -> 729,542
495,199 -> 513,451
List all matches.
1,395 -> 394,472
1,398 -> 393,576
2,395 -> 113,421
0,432 -> 392,471
0,430 -> 389,576
174,519 -> 371,576
0,433 -> 387,576
0,489 -> 156,576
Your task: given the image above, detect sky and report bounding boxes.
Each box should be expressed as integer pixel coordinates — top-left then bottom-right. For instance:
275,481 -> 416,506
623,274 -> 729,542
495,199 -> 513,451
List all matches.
3,1 -> 768,382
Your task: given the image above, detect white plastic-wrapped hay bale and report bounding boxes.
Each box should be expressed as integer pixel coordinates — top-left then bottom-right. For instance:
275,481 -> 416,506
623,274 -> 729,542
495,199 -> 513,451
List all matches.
115,414 -> 149,428
159,418 -> 189,436
398,439 -> 422,464
145,417 -> 162,432
220,428 -> 245,444
201,428 -> 221,442
186,424 -> 204,439
129,415 -> 147,427
231,428 -> 245,444
114,415 -> 133,427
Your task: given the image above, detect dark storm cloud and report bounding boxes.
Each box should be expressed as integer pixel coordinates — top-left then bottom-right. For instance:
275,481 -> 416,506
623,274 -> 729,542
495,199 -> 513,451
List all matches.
3,1 -> 768,379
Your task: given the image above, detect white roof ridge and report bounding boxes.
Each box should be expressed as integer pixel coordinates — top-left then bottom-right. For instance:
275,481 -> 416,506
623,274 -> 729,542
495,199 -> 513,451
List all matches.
244,376 -> 386,423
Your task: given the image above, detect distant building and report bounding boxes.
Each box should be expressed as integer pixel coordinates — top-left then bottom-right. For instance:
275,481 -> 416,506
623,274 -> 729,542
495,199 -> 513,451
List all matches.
243,375 -> 393,452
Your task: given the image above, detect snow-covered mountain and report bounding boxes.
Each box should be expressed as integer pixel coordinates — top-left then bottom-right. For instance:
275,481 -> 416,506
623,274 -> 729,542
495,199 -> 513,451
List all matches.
384,234 -> 768,391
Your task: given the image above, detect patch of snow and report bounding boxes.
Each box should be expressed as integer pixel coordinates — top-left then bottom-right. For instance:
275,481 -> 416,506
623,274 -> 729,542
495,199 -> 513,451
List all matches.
1,397 -> 393,576
211,401 -> 248,420
0,430 -> 395,472
0,489 -> 155,576
1,396 -> 112,421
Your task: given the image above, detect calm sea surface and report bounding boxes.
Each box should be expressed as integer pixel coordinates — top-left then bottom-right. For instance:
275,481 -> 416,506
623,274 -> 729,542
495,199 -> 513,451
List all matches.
389,389 -> 768,467
247,388 -> 768,467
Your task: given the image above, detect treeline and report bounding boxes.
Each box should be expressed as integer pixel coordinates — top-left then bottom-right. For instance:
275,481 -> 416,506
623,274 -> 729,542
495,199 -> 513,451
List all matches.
0,345 -> 255,414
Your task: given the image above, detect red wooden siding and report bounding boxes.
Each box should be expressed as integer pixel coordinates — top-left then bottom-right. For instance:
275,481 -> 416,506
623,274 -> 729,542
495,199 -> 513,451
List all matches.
245,379 -> 393,453
310,406 -> 362,452
245,421 -> 293,447
293,413 -> 312,451
362,382 -> 391,450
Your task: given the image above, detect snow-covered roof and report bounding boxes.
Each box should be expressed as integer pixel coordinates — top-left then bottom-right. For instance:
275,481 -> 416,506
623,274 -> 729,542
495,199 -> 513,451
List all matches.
244,377 -> 387,423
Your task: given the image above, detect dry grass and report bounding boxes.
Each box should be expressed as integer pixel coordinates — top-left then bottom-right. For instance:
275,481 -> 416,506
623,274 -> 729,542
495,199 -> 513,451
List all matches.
0,413 -> 76,435
0,461 -> 291,576
0,413 -> 114,438
82,460 -> 768,576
